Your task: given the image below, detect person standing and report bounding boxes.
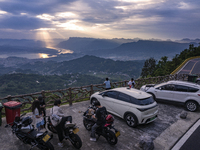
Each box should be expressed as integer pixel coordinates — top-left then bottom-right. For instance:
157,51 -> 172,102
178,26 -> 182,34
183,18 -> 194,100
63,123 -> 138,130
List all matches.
104,78 -> 111,90
128,78 -> 136,88
32,100 -> 45,131
38,96 -> 46,124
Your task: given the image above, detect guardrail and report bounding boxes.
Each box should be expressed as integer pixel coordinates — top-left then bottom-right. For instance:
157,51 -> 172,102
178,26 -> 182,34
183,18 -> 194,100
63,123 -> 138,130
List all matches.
0,74 -> 199,115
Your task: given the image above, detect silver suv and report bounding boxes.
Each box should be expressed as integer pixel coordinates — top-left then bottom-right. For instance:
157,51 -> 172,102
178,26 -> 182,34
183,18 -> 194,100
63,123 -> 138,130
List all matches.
140,80 -> 200,112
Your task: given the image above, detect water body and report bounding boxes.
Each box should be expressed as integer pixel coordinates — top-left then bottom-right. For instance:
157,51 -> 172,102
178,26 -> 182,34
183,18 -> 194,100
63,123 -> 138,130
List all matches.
0,47 -> 73,59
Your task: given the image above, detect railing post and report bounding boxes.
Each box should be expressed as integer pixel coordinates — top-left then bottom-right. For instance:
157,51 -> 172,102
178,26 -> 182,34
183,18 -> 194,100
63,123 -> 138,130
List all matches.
7,95 -> 12,102
69,88 -> 72,106
90,84 -> 94,96
41,90 -> 45,100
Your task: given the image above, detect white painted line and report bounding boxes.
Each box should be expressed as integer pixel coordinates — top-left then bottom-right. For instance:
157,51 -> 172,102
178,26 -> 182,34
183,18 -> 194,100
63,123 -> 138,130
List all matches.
171,119 -> 200,150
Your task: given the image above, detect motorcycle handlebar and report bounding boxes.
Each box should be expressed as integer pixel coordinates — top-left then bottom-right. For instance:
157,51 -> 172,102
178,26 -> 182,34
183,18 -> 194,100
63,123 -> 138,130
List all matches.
5,113 -> 27,128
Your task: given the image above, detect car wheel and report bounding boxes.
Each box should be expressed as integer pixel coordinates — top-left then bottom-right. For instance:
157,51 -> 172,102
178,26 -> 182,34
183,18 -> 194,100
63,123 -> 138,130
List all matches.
125,113 -> 138,128
91,98 -> 99,105
185,101 -> 198,112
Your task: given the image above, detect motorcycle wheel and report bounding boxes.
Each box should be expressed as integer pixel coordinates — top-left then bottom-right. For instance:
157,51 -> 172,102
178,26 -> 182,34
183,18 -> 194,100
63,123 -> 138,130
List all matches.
37,141 -> 54,150
70,133 -> 82,149
47,123 -> 57,133
106,130 -> 118,145
83,120 -> 92,131
44,141 -> 54,150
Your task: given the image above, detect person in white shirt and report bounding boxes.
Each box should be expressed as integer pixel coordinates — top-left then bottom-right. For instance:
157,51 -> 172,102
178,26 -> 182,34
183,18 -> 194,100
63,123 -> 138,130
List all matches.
50,100 -> 73,147
104,78 -> 111,90
128,78 -> 136,88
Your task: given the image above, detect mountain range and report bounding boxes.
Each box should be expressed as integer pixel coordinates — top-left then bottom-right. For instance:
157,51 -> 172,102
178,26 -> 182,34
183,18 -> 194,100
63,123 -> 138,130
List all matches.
0,37 -> 199,61
56,38 -> 199,60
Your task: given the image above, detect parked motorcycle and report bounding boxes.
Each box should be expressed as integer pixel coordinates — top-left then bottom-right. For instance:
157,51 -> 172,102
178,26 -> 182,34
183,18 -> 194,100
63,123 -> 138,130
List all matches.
83,105 -> 120,145
46,116 -> 82,149
6,114 -> 54,150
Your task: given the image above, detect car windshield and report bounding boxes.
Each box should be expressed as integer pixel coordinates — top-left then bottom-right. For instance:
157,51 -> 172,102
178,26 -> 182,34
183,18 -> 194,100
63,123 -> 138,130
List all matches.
154,82 -> 167,88
138,97 -> 154,105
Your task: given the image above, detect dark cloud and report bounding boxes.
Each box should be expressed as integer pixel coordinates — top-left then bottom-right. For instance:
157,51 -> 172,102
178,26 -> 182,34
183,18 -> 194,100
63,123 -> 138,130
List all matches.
0,0 -> 76,15
0,15 -> 53,30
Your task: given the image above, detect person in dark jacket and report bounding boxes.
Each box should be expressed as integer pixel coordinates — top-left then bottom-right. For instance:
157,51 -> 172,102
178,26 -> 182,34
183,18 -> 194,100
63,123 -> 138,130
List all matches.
90,101 -> 108,141
38,96 -> 46,124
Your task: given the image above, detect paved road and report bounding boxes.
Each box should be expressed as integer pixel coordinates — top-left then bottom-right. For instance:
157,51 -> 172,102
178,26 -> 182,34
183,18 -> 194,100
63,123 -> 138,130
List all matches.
171,119 -> 200,150
0,100 -> 199,150
177,58 -> 200,74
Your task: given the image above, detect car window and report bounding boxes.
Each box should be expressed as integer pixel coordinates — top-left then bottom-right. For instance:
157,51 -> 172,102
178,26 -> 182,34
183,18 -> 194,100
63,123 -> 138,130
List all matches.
188,87 -> 199,92
101,91 -> 119,99
117,93 -> 131,103
156,84 -> 175,91
130,96 -> 154,105
175,85 -> 188,92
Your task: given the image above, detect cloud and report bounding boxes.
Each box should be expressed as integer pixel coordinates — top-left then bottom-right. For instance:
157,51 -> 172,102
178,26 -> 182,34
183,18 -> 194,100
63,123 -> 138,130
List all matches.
0,0 -> 199,40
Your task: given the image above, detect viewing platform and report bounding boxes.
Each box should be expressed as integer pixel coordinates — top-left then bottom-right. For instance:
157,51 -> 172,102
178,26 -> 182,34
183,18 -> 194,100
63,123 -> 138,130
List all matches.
0,100 -> 199,150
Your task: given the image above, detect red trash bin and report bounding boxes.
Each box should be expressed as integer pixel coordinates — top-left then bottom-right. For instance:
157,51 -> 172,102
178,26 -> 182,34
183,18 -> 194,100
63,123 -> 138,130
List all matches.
3,101 -> 22,125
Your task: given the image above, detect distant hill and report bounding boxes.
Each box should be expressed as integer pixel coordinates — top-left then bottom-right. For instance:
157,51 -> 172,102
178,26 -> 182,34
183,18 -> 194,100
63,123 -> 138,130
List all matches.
86,40 -> 198,59
56,37 -> 137,53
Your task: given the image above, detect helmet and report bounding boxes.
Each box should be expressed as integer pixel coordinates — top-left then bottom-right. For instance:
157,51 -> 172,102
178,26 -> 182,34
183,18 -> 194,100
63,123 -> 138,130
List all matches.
93,101 -> 100,107
21,117 -> 33,126
106,114 -> 114,123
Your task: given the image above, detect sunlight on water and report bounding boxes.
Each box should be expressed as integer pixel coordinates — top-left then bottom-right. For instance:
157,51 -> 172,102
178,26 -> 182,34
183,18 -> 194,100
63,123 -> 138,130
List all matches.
39,53 -> 49,58
47,47 -> 73,54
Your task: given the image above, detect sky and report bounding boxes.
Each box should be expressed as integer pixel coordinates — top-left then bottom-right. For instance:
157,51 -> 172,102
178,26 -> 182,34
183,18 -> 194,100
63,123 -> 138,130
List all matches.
0,0 -> 200,41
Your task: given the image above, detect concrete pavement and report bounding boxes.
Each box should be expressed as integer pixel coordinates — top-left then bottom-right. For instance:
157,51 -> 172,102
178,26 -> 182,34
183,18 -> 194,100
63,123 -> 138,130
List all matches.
0,100 -> 199,150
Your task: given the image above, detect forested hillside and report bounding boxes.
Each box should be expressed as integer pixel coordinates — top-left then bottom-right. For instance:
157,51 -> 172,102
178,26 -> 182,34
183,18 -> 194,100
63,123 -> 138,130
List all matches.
18,55 -> 144,78
141,44 -> 200,77
0,73 -> 110,98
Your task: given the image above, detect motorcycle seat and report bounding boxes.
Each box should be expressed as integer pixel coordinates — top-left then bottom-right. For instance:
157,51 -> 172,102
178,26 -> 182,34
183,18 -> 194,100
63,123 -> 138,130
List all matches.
65,123 -> 76,128
29,130 -> 43,138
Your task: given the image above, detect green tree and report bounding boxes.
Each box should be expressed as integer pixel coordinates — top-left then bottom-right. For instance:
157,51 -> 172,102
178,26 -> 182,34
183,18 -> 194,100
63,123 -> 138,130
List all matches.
141,57 -> 156,78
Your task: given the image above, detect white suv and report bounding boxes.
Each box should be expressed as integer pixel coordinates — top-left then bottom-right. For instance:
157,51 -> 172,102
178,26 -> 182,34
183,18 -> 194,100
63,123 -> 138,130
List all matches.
90,87 -> 158,127
140,80 -> 200,112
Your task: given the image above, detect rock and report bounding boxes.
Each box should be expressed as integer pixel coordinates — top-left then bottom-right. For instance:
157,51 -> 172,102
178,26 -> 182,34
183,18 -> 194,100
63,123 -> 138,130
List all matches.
139,135 -> 154,150
180,111 -> 187,119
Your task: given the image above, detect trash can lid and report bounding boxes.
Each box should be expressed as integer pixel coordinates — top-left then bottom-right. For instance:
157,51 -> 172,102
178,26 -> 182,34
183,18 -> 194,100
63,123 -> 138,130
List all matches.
3,101 -> 22,109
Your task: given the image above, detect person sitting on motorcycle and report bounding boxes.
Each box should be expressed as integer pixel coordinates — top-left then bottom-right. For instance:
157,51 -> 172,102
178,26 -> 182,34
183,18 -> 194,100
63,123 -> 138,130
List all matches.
90,101 -> 108,141
50,100 -> 73,147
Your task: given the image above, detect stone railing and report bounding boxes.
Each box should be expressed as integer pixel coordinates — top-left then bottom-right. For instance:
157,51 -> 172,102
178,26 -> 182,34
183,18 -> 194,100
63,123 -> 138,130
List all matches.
0,74 -> 199,115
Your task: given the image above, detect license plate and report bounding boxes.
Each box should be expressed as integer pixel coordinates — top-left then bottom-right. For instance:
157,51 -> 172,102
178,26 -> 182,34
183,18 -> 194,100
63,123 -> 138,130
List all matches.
42,134 -> 50,142
115,131 -> 120,137
73,128 -> 79,134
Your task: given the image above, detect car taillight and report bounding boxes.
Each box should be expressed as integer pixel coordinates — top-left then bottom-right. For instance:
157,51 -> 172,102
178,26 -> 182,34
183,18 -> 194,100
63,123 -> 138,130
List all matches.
198,94 -> 200,96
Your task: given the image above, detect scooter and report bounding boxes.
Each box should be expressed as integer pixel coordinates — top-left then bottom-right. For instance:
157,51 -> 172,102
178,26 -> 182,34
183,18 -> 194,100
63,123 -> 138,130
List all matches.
46,116 -> 82,149
83,105 -> 120,145
6,114 -> 54,150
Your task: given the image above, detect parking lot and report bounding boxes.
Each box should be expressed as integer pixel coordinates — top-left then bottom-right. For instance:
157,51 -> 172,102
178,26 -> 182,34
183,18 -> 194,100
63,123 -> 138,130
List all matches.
0,100 -> 199,150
